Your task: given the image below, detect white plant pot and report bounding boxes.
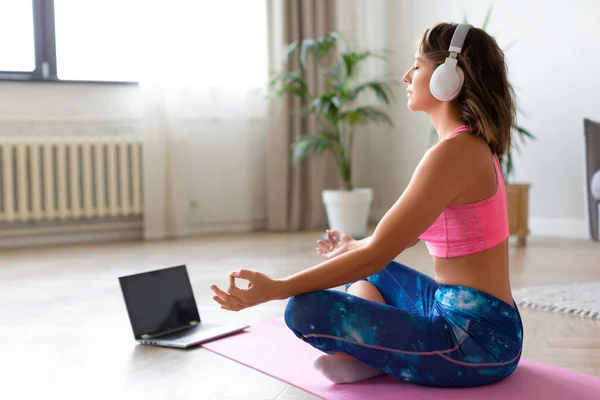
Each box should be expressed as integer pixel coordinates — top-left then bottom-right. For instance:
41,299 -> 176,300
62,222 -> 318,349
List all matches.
322,188 -> 373,239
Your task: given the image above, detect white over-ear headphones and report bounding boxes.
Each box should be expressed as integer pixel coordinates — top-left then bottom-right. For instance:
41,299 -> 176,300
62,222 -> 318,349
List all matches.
429,23 -> 472,102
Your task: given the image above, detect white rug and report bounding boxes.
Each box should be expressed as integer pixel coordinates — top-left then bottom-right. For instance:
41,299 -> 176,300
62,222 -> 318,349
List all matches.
513,281 -> 600,320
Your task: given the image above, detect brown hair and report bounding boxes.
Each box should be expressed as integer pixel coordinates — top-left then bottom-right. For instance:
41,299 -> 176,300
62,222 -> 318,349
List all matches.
420,23 -> 516,156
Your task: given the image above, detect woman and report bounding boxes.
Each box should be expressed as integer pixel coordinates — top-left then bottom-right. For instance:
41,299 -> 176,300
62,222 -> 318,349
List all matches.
210,22 -> 524,388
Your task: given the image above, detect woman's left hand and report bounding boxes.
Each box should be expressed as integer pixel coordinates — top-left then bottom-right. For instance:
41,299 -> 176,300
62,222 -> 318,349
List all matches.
210,270 -> 288,312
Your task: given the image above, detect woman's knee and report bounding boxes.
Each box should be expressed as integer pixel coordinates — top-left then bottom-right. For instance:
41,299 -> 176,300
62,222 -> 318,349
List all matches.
284,291 -> 323,335
284,289 -> 349,336
346,280 -> 386,304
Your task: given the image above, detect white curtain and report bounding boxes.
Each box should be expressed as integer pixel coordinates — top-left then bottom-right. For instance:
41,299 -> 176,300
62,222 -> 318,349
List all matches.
140,0 -> 270,239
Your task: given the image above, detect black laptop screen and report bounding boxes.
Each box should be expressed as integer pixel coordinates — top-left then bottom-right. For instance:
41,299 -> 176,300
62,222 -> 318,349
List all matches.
119,265 -> 200,339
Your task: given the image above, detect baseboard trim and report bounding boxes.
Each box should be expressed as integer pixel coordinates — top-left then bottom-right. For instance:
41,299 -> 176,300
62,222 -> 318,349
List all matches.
185,219 -> 267,236
0,221 -> 143,249
529,217 -> 589,239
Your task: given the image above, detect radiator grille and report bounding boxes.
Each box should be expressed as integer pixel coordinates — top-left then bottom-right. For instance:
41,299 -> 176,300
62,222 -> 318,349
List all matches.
0,137 -> 143,222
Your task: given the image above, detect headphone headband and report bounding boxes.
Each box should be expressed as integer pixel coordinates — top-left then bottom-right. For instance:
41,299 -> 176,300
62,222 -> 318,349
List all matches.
448,23 -> 472,55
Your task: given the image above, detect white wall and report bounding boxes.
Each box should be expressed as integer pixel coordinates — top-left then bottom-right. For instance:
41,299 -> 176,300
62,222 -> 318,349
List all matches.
0,82 -> 268,243
0,82 -> 141,142
0,82 -> 141,118
344,0 -> 598,238
0,82 -> 143,246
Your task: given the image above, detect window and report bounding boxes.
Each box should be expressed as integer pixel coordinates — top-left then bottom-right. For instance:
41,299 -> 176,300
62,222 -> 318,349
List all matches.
0,0 -> 36,72
0,0 -> 141,83
54,0 -> 141,82
158,0 -> 268,89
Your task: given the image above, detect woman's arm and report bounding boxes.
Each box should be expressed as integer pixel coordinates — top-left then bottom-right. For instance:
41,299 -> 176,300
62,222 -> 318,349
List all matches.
211,141 -> 466,310
278,245 -> 381,298
277,142 -> 462,299
360,236 -> 418,249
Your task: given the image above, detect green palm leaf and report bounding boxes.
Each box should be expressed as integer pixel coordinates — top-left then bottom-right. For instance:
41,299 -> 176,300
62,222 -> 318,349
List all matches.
510,125 -> 535,153
340,50 -> 387,79
348,80 -> 395,105
268,71 -> 308,99
340,106 -> 393,126
292,132 -> 339,161
515,126 -> 535,140
500,151 -> 514,178
481,4 -> 493,30
306,93 -> 342,123
285,32 -> 340,69
325,58 -> 344,91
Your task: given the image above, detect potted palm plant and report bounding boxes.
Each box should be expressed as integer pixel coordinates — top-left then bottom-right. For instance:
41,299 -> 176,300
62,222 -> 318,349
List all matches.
268,32 -> 396,238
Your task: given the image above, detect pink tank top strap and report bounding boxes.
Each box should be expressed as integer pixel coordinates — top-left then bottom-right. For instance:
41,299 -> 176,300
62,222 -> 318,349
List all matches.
492,153 -> 501,169
446,125 -> 471,139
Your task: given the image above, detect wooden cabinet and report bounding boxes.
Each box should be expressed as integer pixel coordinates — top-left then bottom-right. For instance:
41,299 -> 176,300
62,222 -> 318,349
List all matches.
507,183 -> 530,246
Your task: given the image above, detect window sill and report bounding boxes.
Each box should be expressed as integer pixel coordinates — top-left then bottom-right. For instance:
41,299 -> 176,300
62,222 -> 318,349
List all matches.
0,75 -> 139,86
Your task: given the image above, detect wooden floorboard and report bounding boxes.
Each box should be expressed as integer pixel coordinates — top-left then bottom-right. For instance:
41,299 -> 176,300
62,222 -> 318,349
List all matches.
0,233 -> 599,399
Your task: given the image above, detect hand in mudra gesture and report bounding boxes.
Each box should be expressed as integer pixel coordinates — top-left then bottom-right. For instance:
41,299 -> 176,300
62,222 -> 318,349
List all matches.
210,270 -> 285,312
316,230 -> 358,260
210,229 -> 363,312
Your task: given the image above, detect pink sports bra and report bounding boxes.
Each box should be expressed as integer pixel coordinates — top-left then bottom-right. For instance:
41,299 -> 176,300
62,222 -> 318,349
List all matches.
418,125 -> 509,258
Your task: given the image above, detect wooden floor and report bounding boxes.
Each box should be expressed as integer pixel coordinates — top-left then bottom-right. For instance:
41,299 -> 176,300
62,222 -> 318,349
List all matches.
1,232 -> 599,399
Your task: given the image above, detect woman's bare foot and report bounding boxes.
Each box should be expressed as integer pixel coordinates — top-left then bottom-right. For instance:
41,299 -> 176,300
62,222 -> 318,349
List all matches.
313,353 -> 384,384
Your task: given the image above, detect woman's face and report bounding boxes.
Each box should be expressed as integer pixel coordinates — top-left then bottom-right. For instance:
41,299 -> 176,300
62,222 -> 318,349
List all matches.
402,52 -> 439,112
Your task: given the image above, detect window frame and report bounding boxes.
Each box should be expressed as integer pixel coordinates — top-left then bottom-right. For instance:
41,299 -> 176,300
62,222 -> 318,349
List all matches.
0,0 -> 137,85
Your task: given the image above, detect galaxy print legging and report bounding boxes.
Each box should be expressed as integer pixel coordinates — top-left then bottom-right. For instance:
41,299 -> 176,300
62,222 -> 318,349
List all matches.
284,261 -> 524,388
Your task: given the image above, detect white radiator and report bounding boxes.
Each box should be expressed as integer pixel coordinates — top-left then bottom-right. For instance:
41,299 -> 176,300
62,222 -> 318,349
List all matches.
0,137 -> 143,223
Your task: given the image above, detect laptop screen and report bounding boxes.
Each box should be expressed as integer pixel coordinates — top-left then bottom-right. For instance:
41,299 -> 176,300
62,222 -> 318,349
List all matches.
119,265 -> 200,339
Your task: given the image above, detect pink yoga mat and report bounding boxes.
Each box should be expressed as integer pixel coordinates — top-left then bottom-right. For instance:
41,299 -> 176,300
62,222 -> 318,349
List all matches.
202,318 -> 600,400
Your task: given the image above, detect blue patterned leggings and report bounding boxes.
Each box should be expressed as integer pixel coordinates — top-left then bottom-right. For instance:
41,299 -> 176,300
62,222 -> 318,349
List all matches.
284,261 -> 523,388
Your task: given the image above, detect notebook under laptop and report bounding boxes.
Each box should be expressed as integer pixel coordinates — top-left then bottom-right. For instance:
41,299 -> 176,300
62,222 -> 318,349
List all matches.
118,265 -> 249,348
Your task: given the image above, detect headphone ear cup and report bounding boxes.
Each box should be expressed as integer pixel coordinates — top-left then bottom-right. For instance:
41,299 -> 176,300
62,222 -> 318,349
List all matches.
430,61 -> 465,102
429,63 -> 446,100
453,66 -> 465,99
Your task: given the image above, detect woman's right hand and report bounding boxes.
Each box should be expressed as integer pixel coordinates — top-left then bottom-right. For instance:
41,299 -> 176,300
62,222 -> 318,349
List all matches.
316,230 -> 359,260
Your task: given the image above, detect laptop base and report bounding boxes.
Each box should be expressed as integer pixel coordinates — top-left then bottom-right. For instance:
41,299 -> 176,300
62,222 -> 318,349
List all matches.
138,322 -> 249,349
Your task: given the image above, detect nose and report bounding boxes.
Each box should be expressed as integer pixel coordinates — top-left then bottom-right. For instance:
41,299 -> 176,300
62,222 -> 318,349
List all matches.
402,69 -> 411,84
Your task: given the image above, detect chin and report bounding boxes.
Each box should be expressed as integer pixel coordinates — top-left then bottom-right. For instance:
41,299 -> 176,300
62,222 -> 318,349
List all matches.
407,100 -> 421,112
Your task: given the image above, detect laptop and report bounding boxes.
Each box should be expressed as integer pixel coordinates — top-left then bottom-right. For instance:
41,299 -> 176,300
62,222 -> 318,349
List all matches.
118,264 -> 249,348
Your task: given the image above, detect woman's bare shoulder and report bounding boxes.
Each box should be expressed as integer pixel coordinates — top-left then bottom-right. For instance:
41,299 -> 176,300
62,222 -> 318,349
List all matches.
422,134 -> 491,173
